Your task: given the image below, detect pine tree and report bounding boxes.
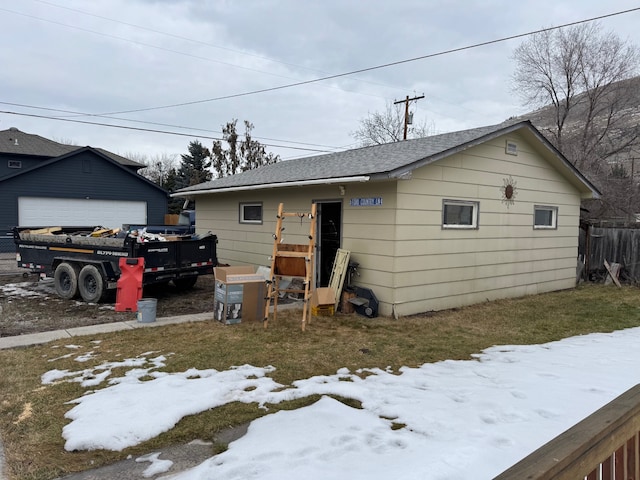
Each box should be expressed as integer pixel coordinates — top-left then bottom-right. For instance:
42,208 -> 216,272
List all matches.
176,140 -> 212,189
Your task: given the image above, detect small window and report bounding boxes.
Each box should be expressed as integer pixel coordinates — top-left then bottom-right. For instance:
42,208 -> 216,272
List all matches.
442,200 -> 479,229
239,202 -> 263,224
505,140 -> 518,156
534,205 -> 558,229
8,160 -> 21,169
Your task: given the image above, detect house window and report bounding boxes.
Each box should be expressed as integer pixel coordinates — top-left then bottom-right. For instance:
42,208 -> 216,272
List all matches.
534,205 -> 558,229
442,200 -> 479,229
239,202 -> 263,224
8,160 -> 21,169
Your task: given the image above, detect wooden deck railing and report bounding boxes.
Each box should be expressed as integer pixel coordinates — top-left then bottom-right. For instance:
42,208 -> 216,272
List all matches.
494,384 -> 640,480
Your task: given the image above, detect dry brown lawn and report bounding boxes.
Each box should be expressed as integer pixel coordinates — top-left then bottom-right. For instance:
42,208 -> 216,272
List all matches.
1,283 -> 640,479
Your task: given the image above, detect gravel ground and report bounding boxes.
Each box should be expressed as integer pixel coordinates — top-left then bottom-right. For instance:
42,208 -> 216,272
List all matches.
0,253 -> 18,274
0,254 -> 300,337
0,254 -> 218,337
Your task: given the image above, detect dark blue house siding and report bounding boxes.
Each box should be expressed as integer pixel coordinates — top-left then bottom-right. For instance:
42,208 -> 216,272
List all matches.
0,153 -> 47,179
0,148 -> 168,252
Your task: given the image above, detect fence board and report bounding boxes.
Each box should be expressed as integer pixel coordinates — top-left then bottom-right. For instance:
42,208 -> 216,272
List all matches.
494,385 -> 640,480
587,227 -> 640,282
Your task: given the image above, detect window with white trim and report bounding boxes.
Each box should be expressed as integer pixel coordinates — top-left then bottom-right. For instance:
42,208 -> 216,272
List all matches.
534,205 -> 558,229
442,200 -> 479,229
239,202 -> 263,224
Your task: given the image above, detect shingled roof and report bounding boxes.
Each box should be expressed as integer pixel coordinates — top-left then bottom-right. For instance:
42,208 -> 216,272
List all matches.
0,127 -> 143,168
176,120 -> 599,197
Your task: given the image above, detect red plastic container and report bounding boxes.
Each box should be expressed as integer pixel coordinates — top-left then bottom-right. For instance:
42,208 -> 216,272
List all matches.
115,257 -> 144,312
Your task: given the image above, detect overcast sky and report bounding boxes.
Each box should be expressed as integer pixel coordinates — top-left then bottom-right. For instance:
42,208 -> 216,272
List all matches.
2,1 -> 640,164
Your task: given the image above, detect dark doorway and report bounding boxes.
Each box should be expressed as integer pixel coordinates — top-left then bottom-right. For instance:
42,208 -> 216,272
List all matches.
316,201 -> 342,287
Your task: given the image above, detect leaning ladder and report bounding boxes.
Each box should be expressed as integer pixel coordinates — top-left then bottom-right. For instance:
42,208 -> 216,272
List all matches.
264,203 -> 317,331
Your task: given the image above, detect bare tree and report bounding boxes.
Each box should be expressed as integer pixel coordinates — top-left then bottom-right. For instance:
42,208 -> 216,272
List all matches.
512,22 -> 639,175
211,120 -> 279,178
352,101 -> 433,146
52,136 -> 78,146
136,153 -> 179,187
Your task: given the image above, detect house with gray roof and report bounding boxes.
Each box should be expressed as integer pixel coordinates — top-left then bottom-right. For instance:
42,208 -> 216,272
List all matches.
175,120 -> 600,318
0,127 -> 168,252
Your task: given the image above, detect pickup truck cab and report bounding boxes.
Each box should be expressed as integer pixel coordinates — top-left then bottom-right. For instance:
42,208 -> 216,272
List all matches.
124,210 -> 196,236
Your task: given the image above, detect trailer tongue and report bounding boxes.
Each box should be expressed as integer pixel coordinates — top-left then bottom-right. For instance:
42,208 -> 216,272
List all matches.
13,226 -> 217,302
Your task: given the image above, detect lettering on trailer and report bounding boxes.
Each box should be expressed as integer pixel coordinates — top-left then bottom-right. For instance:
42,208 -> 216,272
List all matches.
18,244 -> 47,250
96,250 -> 129,257
147,248 -> 169,253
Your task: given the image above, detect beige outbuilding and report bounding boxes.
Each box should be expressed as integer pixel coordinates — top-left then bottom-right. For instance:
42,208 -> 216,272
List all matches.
175,120 -> 599,318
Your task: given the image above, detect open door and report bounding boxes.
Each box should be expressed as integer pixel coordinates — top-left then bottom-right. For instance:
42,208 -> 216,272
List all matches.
316,201 -> 342,287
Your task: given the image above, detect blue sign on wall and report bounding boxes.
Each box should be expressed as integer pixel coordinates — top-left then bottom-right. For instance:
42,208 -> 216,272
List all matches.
350,197 -> 383,207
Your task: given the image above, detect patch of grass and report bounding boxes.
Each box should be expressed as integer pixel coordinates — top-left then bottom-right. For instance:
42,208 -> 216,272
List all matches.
1,284 -> 640,479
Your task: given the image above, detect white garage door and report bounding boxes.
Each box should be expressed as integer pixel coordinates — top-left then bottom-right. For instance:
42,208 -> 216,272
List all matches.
18,197 -> 147,229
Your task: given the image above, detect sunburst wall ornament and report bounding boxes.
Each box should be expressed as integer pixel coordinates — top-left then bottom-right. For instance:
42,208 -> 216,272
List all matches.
500,175 -> 517,207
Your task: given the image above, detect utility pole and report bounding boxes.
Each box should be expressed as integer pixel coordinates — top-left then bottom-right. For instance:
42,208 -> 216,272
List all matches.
394,94 -> 425,140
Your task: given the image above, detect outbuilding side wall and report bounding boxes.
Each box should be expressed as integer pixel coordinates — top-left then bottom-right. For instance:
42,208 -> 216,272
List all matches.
195,182 -> 399,316
392,131 -> 582,316
195,131 -> 583,319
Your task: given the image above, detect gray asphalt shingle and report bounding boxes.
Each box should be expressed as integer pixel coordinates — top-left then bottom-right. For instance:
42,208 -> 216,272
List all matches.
179,122 -> 518,193
0,127 -> 143,168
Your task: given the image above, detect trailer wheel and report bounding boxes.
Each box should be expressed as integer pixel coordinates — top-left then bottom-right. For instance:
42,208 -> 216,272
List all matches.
54,262 -> 79,300
173,277 -> 198,291
78,265 -> 106,303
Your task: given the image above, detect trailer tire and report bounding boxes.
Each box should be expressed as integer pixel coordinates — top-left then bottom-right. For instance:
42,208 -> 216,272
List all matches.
78,265 -> 106,303
54,262 -> 79,300
173,277 -> 198,291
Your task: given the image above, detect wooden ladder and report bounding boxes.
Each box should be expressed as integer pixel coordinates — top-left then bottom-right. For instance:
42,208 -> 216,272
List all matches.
264,203 -> 317,331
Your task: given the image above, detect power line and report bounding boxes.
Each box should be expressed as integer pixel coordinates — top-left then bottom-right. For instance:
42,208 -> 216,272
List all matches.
31,0 -> 333,77
77,6 -> 640,116
1,4 -> 404,106
0,110 -> 335,153
21,0 -> 504,123
0,101 -> 343,151
3,5 -> 638,151
33,0 -> 409,96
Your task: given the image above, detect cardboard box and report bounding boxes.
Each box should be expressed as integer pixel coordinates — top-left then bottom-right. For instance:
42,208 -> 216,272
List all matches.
214,266 -> 266,324
311,287 -> 336,308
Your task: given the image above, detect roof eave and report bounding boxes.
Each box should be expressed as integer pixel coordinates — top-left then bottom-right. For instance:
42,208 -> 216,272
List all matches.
523,128 -> 602,199
171,175 -> 371,197
386,120 -> 601,199
387,121 -> 534,179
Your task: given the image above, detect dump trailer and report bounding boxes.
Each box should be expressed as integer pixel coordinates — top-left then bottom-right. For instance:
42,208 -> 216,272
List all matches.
13,226 -> 217,303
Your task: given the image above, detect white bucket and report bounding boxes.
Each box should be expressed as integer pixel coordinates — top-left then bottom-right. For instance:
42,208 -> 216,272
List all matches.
136,298 -> 157,323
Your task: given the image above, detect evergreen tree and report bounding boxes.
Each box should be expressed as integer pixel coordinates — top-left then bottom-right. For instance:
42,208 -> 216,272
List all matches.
176,140 -> 212,189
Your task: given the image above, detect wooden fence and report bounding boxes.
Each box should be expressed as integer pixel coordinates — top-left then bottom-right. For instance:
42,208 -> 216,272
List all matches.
582,225 -> 640,283
494,384 -> 640,479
